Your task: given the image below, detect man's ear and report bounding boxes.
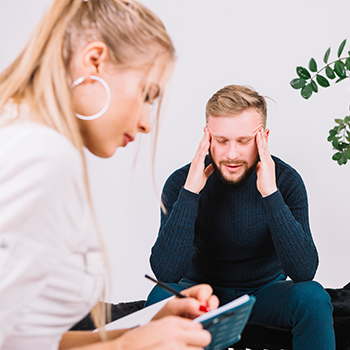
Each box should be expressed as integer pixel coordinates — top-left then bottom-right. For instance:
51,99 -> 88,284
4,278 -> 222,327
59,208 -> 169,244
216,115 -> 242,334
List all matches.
265,128 -> 270,142
81,41 -> 109,76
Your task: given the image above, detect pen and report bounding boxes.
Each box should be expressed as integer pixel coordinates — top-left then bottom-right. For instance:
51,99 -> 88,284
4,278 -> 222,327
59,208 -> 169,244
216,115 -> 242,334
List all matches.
145,274 -> 186,298
145,274 -> 210,312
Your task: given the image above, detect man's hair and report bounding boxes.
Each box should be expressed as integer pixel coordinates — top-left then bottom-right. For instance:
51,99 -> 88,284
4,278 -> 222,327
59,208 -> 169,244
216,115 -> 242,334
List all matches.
205,85 -> 267,126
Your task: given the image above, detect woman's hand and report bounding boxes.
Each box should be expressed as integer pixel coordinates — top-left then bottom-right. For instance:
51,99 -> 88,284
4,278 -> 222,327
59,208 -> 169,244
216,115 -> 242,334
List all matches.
152,284 -> 219,320
65,318 -> 210,350
116,316 -> 211,350
65,285 -> 218,349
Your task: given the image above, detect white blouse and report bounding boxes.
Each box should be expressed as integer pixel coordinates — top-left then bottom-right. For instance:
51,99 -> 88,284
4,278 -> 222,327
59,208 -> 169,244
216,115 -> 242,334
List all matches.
0,108 -> 105,350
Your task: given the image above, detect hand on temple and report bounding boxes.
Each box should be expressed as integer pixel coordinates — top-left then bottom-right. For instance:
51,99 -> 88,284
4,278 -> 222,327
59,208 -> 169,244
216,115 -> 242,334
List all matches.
255,129 -> 277,197
184,128 -> 214,194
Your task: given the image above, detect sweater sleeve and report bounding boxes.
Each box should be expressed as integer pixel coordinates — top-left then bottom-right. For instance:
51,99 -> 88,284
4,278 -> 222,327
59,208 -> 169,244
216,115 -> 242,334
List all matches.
262,164 -> 318,282
150,168 -> 200,282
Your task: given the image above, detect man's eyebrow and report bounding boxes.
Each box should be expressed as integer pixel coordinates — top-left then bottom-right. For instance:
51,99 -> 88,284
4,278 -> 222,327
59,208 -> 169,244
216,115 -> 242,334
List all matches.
208,125 -> 263,140
237,134 -> 255,140
237,126 -> 263,140
211,133 -> 228,139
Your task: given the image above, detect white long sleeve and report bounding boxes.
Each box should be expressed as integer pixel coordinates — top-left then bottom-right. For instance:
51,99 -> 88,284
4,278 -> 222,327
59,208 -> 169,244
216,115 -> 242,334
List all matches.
0,119 -> 105,350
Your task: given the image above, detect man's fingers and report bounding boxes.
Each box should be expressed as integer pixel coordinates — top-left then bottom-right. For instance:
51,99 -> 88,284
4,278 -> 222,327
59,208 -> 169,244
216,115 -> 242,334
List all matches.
184,128 -> 211,194
256,130 -> 270,162
193,129 -> 210,163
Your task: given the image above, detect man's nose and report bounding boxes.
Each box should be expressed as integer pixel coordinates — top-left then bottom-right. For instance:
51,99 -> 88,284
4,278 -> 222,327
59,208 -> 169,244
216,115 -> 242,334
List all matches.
226,142 -> 240,160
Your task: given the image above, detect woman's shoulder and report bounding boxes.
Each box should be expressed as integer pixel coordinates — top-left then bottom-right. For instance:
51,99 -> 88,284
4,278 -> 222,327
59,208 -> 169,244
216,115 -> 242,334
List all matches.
0,120 -> 83,175
0,119 -> 79,157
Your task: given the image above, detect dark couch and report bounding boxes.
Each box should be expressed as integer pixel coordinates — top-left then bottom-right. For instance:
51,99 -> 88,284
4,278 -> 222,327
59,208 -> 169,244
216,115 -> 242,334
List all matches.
72,282 -> 350,349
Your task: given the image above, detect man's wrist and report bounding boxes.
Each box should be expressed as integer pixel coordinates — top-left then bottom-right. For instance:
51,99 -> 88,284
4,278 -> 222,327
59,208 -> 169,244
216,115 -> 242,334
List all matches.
184,182 -> 200,194
260,186 -> 278,198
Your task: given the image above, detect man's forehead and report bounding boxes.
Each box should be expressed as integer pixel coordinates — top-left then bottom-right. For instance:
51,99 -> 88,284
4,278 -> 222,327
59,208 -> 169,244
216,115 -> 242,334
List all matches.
207,113 -> 263,138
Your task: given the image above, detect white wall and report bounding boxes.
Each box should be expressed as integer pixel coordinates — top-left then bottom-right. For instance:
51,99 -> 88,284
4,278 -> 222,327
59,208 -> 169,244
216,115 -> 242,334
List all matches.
1,0 -> 350,303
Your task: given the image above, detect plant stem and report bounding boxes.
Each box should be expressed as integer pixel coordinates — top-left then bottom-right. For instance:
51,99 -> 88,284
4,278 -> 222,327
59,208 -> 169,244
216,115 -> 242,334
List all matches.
311,56 -> 349,80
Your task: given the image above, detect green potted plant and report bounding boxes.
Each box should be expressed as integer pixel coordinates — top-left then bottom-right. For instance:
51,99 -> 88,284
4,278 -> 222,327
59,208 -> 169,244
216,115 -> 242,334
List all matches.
290,39 -> 350,165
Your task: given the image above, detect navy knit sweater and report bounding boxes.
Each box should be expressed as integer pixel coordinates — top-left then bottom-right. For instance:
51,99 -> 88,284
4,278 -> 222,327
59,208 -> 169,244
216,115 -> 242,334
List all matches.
150,155 -> 318,288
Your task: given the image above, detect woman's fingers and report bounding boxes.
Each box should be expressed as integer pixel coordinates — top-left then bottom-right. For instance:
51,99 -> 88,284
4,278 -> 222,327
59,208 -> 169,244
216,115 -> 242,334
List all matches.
181,284 -> 216,304
158,284 -> 219,319
118,316 -> 211,349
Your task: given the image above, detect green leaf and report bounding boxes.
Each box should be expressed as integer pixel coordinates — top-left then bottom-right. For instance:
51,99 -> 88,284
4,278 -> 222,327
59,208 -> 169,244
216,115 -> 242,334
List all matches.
301,84 -> 313,99
344,116 -> 350,123
324,47 -> 331,64
290,78 -> 306,89
333,137 -> 342,149
338,154 -> 348,165
338,124 -> 345,133
346,57 -> 350,70
344,148 -> 350,159
329,129 -> 337,136
328,134 -> 336,142
335,119 -> 343,124
297,66 -> 311,79
334,60 -> 346,78
326,66 -> 336,79
338,39 -> 347,58
333,152 -> 342,161
336,77 -> 348,83
309,58 -> 317,72
310,80 -> 318,93
316,74 -> 330,87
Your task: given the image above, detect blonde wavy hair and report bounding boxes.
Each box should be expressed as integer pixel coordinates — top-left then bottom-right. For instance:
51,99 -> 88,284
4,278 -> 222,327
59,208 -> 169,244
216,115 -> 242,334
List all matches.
0,0 -> 175,335
205,85 -> 268,127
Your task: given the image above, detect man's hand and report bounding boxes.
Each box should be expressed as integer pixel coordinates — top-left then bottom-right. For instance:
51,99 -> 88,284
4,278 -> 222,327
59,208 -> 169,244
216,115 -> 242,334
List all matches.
255,129 -> 277,197
184,128 -> 214,194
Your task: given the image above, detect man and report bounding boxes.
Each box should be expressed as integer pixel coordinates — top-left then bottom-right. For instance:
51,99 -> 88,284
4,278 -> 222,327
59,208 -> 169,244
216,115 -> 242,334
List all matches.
147,85 -> 335,349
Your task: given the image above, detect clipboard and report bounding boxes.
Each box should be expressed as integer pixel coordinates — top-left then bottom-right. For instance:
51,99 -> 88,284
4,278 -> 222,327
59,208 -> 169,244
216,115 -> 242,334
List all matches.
194,294 -> 256,350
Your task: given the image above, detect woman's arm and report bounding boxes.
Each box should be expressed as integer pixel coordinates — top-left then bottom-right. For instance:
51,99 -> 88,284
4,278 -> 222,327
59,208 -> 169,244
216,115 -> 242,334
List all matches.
60,284 -> 219,349
59,329 -> 129,349
66,317 -> 210,350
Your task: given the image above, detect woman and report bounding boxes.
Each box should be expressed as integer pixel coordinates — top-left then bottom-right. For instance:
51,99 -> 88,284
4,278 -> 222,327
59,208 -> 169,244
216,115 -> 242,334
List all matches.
0,0 -> 218,349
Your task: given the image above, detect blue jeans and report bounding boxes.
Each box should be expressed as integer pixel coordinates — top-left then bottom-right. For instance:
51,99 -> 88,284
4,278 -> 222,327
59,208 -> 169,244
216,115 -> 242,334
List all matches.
145,275 -> 335,350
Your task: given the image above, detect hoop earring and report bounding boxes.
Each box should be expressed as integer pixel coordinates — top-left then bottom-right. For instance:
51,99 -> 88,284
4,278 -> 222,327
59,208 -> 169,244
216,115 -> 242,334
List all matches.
71,75 -> 111,121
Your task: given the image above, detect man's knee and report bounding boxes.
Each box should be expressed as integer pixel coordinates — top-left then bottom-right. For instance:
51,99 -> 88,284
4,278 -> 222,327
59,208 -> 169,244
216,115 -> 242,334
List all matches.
290,281 -> 332,316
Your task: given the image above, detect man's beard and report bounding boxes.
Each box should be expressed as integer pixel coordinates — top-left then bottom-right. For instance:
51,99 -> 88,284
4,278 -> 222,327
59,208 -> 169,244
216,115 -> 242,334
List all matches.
208,150 -> 258,187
